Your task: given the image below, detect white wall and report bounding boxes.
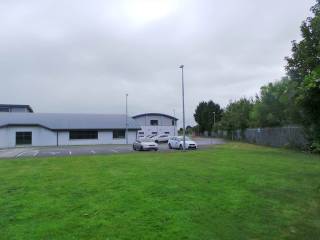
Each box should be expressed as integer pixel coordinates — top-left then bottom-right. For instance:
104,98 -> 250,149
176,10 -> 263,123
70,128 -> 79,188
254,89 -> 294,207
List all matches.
0,128 -> 9,148
0,126 -> 57,148
138,126 -> 177,138
58,130 -> 137,145
0,127 -> 137,148
134,114 -> 178,138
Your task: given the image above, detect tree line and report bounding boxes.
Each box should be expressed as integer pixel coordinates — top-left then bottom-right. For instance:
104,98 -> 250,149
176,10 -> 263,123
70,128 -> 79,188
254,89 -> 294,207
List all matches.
194,0 -> 320,152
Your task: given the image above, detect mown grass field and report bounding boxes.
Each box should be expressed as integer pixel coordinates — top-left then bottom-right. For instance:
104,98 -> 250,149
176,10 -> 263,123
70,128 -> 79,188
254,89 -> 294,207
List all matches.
0,143 -> 319,240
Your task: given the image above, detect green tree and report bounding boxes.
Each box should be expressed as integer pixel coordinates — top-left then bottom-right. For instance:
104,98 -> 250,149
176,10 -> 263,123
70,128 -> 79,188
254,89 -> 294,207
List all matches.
220,98 -> 254,135
250,77 -> 300,127
285,0 -> 320,151
285,0 -> 320,81
297,68 -> 320,151
194,101 -> 223,135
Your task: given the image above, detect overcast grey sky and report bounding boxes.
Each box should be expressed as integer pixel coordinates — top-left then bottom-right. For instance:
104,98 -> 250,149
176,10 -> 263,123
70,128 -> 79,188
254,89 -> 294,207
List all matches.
0,0 -> 315,126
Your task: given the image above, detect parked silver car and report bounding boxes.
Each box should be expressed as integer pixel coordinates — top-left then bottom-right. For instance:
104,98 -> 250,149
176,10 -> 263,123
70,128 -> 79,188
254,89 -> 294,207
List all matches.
133,139 -> 159,151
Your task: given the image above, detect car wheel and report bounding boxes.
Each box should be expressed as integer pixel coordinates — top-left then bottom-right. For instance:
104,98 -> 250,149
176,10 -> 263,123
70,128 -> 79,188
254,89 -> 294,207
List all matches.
133,145 -> 136,151
155,140 -> 159,143
139,146 -> 143,151
168,143 -> 172,149
179,145 -> 183,150
154,148 -> 158,151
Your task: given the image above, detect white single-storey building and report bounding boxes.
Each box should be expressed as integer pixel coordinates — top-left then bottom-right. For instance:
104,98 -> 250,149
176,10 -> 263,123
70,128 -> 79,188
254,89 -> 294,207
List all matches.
0,112 -> 140,148
132,113 -> 178,138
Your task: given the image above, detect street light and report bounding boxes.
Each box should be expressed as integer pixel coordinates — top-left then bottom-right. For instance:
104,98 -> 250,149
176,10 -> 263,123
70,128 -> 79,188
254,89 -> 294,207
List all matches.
125,93 -> 128,144
179,65 -> 186,151
211,112 -> 216,144
173,109 -> 176,136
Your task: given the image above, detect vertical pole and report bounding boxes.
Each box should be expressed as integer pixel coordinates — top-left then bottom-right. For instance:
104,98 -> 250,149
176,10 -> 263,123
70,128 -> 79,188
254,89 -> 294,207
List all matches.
213,112 -> 216,137
126,93 -> 128,144
180,65 -> 186,151
173,109 -> 176,136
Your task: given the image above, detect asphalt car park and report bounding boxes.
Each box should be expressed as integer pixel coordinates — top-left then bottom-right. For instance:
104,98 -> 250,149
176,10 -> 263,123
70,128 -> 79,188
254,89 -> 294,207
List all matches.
0,138 -> 225,159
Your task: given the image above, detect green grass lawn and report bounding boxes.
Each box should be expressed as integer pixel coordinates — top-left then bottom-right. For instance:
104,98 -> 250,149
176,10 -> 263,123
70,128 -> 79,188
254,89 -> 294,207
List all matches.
0,143 -> 320,240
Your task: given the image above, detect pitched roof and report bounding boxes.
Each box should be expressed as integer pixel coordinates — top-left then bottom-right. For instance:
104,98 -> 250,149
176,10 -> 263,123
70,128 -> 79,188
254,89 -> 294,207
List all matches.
0,113 -> 140,130
132,113 -> 178,120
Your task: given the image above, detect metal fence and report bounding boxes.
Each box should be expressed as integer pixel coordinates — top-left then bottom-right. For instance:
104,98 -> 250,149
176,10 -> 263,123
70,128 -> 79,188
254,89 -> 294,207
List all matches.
216,126 -> 309,149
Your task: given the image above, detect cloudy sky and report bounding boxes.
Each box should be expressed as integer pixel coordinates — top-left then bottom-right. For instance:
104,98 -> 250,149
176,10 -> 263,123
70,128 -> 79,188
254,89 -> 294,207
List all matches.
0,0 -> 315,126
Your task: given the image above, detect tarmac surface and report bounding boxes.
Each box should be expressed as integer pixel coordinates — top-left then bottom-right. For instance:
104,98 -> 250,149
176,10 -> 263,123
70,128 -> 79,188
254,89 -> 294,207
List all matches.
0,138 -> 225,159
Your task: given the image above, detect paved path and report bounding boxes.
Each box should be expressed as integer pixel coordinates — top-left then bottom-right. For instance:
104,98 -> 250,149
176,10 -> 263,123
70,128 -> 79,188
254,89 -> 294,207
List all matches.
0,138 -> 225,159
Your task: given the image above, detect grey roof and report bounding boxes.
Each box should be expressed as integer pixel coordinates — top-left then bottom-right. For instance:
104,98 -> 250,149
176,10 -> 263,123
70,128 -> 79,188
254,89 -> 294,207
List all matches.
0,104 -> 33,112
0,113 -> 140,130
132,113 -> 178,120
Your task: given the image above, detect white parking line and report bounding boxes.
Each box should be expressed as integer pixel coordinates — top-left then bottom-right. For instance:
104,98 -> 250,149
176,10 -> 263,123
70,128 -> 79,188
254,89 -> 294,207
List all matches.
33,150 -> 39,157
91,150 -> 96,154
111,149 -> 119,153
16,152 -> 26,158
69,151 -> 72,155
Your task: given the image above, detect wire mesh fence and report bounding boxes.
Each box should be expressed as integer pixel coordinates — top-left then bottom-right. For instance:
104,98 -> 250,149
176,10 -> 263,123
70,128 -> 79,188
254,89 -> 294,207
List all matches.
216,126 -> 309,149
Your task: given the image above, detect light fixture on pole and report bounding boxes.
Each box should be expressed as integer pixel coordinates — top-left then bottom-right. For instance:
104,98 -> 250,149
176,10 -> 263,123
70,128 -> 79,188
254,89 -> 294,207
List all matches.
179,65 -> 186,151
125,93 -> 128,144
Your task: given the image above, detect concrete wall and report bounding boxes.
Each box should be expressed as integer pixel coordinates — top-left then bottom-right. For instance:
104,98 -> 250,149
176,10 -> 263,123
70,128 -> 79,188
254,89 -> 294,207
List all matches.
0,127 -> 137,148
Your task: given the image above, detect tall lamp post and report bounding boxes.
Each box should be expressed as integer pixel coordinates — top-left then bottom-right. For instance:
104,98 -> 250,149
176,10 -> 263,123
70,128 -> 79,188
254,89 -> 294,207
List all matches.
173,109 -> 176,136
125,93 -> 128,144
211,112 -> 216,144
179,65 -> 186,150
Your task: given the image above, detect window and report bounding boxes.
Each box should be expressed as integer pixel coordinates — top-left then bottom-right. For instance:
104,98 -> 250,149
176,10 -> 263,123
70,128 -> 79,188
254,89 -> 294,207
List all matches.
138,131 -> 144,135
165,132 -> 170,134
16,132 -> 32,145
172,120 -> 175,126
113,130 -> 125,139
69,130 -> 98,140
150,120 -> 158,126
152,132 -> 157,135
0,107 -> 9,112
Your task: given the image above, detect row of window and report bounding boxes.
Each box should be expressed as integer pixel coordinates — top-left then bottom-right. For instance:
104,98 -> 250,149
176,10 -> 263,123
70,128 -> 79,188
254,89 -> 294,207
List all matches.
149,120 -> 176,126
70,130 -> 126,140
138,131 -> 170,135
14,130 -> 127,145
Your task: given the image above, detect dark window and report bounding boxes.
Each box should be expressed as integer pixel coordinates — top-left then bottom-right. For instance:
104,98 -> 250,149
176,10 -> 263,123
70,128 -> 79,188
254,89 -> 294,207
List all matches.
152,132 -> 157,134
16,132 -> 32,145
165,132 -> 170,134
172,120 -> 175,126
150,120 -> 158,126
69,130 -> 98,140
0,107 -> 9,112
138,131 -> 144,135
113,130 -> 125,139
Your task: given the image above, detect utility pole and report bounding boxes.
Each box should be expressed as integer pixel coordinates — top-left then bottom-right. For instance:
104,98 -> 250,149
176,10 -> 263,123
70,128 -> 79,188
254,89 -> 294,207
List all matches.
179,65 -> 186,151
125,93 -> 128,144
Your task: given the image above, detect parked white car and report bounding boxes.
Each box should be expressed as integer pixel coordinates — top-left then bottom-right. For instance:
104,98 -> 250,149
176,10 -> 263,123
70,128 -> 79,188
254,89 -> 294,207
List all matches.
133,139 -> 159,151
168,136 -> 198,150
152,134 -> 170,143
